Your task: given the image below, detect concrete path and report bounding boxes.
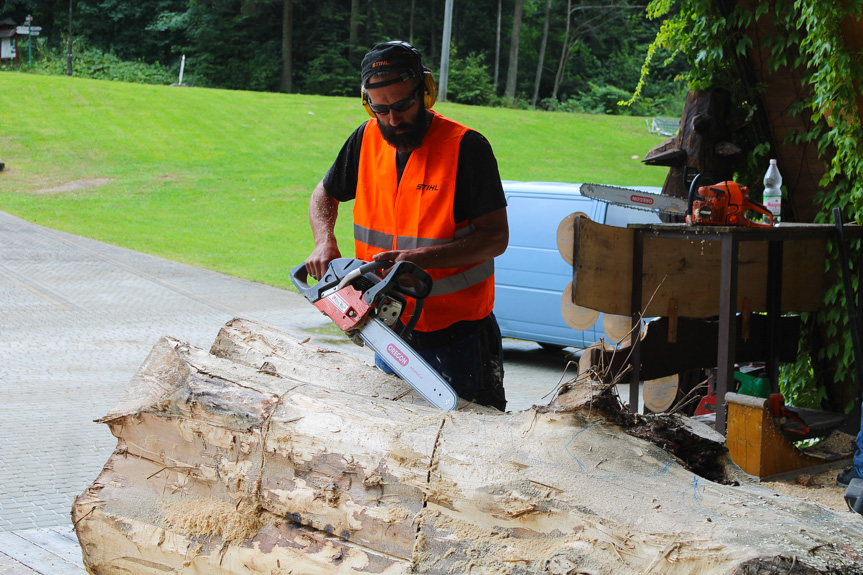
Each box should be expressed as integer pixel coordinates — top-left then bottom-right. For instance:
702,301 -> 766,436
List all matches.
0,210 -> 346,534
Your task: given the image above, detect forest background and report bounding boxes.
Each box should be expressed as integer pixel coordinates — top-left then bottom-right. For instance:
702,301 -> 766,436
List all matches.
0,0 -> 687,116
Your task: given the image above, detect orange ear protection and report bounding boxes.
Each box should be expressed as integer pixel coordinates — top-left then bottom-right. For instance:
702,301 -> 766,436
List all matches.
361,42 -> 437,118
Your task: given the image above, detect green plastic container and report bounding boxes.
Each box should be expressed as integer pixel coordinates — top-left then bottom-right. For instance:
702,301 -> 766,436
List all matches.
734,371 -> 770,398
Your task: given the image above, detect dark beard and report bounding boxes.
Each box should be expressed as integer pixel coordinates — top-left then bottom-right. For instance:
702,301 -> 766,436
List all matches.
376,105 -> 429,154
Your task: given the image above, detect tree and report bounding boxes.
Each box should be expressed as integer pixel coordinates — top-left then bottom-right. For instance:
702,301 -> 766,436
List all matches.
504,0 -> 524,102
531,0 -> 552,107
279,0 -> 293,93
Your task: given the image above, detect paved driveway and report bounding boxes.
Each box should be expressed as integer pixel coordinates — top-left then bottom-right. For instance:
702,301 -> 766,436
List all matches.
0,210 -> 335,532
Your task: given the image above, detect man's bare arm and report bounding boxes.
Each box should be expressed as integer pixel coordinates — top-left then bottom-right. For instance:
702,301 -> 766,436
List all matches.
304,180 -> 342,279
373,207 -> 508,269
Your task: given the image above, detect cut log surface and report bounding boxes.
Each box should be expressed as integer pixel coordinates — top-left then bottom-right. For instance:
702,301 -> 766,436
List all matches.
73,318 -> 863,574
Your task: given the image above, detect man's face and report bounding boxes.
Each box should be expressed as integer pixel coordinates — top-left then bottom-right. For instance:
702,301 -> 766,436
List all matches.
366,75 -> 427,153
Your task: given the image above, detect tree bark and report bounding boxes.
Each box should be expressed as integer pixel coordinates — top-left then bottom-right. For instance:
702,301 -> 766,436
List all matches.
552,0 -> 573,101
72,319 -> 863,574
494,0 -> 502,90
532,0 -> 553,107
504,0 -> 524,102
349,0 -> 360,66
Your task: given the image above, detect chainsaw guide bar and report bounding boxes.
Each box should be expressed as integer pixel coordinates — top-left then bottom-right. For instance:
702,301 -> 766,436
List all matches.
581,183 -> 688,215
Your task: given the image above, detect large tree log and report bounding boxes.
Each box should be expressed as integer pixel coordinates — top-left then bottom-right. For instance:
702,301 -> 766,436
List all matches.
73,319 -> 863,574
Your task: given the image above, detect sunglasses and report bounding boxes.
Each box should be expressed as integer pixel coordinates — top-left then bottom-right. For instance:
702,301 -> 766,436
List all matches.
368,90 -> 420,115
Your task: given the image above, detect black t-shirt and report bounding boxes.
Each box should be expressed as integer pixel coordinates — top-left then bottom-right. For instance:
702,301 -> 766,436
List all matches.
322,117 -> 507,224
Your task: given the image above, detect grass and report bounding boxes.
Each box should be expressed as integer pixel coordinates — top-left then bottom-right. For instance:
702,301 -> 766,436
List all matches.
0,72 -> 668,289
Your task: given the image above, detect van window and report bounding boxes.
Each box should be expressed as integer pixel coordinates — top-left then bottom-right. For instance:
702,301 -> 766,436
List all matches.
605,203 -> 662,228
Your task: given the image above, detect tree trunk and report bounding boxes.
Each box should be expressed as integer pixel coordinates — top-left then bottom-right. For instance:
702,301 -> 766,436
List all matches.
279,0 -> 293,93
349,0 -> 360,65
494,0 -> 502,90
532,0 -> 553,107
72,318 -> 863,574
552,0 -> 573,101
643,91 -> 741,210
409,0 -> 416,45
504,0 -> 524,102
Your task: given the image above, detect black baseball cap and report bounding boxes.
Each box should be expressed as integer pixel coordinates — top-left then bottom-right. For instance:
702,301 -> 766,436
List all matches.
361,41 -> 423,89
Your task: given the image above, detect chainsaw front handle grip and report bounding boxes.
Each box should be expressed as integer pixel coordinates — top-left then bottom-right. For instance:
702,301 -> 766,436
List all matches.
335,260 -> 393,291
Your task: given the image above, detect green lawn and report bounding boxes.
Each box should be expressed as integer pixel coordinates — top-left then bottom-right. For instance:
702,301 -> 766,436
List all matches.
0,72 -> 667,289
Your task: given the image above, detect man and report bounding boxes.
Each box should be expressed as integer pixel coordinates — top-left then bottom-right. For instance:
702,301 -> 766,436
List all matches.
838,413 -> 863,487
304,40 -> 508,411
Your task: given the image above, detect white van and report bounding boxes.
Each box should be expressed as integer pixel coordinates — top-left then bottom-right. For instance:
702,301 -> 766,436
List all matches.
494,181 -> 662,349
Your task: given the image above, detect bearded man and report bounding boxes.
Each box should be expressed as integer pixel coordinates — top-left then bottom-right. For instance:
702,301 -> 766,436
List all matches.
303,41 -> 508,411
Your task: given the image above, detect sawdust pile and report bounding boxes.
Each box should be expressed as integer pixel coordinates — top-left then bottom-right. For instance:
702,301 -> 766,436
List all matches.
163,497 -> 266,542
764,468 -> 850,512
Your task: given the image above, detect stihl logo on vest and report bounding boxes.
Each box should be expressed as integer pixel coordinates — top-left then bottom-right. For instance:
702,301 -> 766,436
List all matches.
387,343 -> 409,367
416,183 -> 439,191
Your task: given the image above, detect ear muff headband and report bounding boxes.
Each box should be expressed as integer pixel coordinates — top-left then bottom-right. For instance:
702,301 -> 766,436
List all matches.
361,41 -> 437,117
362,70 -> 437,118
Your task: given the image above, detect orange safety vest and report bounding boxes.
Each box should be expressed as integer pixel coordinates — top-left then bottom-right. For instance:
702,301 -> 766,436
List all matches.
354,112 -> 495,332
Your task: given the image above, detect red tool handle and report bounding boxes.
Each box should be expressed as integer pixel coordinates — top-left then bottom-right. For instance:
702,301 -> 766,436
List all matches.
742,199 -> 774,228
768,393 -> 810,435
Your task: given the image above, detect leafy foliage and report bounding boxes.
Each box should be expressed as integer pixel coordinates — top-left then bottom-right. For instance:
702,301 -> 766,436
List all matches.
25,36 -> 175,85
444,49 -> 499,106
0,0 -> 686,115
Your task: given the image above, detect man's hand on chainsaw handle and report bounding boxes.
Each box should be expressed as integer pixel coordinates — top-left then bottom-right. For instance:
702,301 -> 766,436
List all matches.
373,207 -> 509,270
305,181 -> 342,280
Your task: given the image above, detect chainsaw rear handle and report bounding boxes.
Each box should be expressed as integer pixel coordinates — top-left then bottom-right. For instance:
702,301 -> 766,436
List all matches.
740,199 -> 773,227
768,393 -> 810,436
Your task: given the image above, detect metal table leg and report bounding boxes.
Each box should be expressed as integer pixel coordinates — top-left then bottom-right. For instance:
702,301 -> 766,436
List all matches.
716,235 -> 739,435
630,230 -> 644,413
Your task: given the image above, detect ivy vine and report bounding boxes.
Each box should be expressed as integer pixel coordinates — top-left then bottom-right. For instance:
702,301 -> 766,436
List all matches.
629,0 -> 862,410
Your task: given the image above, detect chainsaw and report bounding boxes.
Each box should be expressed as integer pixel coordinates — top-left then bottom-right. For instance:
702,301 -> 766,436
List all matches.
290,258 -> 458,410
581,174 -> 774,227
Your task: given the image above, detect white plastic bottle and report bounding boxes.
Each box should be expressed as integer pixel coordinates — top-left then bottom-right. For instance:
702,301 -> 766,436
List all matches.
763,159 -> 782,225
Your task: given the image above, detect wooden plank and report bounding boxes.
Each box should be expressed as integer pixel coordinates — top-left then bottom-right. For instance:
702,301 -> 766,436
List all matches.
725,392 -> 847,479
0,550 -> 36,573
573,218 -> 827,317
14,529 -> 86,569
573,215 -> 634,314
0,532 -> 87,575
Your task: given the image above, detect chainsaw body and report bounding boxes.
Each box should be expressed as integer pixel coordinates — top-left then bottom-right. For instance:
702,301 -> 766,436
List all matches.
290,258 -> 458,410
688,179 -> 774,228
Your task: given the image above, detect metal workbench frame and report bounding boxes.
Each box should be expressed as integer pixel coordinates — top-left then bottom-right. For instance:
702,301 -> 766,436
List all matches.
627,223 -> 862,434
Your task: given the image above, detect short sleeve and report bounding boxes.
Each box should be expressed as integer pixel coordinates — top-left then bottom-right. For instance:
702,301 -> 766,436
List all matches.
453,131 -> 507,223
322,123 -> 366,202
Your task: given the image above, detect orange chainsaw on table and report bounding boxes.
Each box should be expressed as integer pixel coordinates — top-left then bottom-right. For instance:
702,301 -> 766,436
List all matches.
581,173 -> 774,227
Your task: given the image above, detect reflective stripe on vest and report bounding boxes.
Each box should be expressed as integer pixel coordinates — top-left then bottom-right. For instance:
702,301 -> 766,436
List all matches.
354,222 -> 475,250
353,113 -> 495,331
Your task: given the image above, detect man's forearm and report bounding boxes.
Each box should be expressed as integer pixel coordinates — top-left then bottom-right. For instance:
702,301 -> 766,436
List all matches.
305,181 -> 342,278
